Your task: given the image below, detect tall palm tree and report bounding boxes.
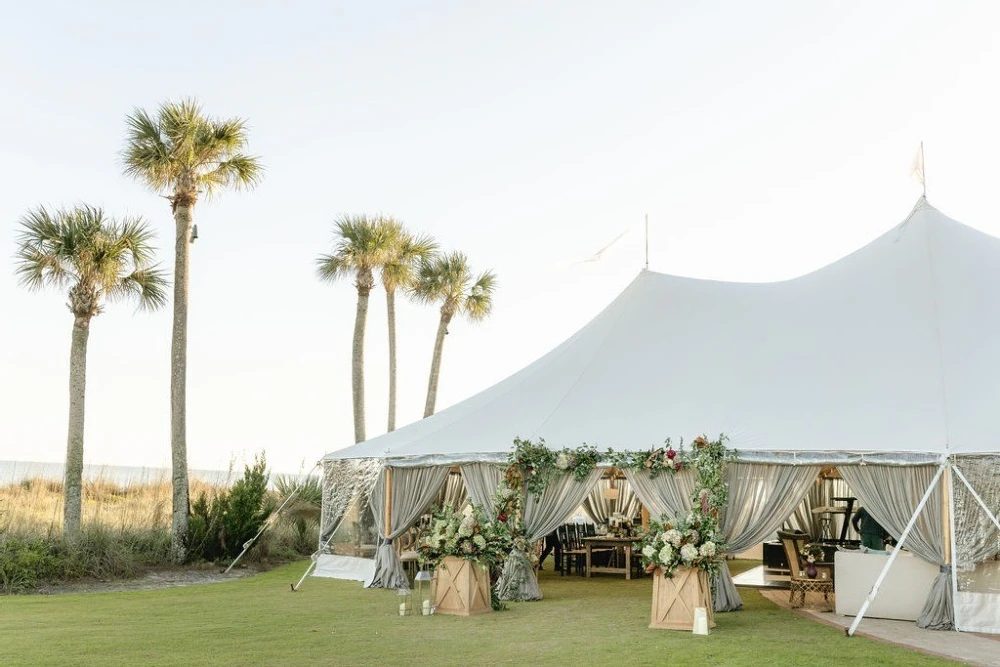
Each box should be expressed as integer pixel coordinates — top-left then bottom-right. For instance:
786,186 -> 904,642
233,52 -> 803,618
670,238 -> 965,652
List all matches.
411,252 -> 496,418
14,205 -> 168,537
122,98 -> 262,561
379,219 -> 437,432
316,215 -> 394,443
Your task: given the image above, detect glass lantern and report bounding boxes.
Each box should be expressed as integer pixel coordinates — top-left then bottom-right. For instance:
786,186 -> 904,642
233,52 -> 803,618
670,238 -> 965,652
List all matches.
396,588 -> 413,616
414,569 -> 437,616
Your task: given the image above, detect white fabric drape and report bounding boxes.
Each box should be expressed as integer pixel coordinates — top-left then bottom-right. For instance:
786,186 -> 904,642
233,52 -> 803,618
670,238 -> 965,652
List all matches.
366,465 -> 450,590
460,463 -> 504,519
713,463 -> 821,612
622,468 -> 696,521
838,464 -> 952,630
498,469 -> 604,601
581,478 -> 641,524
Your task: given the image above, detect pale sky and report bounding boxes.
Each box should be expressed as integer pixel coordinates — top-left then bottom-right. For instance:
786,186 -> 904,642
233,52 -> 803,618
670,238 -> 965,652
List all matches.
3,0 -> 1000,475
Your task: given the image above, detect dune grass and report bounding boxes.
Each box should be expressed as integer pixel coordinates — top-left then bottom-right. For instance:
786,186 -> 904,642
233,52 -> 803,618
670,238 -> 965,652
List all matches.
0,560 -> 956,666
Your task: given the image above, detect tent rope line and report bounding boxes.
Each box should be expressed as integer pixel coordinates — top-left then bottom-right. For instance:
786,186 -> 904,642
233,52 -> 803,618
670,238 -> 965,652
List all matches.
224,460 -> 322,575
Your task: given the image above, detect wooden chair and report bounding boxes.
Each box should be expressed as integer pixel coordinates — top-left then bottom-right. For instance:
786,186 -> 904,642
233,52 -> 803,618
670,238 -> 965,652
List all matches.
557,524 -> 587,576
778,530 -> 833,609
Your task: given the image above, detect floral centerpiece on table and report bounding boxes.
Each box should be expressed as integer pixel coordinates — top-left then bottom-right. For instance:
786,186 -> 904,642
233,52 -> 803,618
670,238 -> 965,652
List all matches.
800,542 -> 824,565
416,502 -> 511,571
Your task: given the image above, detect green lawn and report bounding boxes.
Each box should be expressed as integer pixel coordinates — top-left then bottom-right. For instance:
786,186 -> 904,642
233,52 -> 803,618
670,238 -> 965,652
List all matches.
1,560 -> 955,666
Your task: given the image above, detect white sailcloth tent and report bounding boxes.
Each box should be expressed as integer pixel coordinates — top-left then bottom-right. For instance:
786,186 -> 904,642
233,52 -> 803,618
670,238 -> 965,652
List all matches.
320,198 -> 1000,633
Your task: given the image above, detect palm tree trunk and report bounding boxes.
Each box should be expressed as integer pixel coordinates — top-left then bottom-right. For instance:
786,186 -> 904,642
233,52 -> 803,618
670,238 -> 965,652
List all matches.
63,315 -> 90,537
352,275 -> 371,443
386,288 -> 397,432
423,312 -> 451,418
169,203 -> 192,562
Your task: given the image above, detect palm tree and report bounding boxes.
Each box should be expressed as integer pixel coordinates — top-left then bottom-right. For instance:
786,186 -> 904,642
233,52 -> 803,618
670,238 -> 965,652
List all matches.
316,215 -> 394,443
14,205 -> 168,537
122,98 -> 262,561
411,252 -> 496,418
378,219 -> 437,432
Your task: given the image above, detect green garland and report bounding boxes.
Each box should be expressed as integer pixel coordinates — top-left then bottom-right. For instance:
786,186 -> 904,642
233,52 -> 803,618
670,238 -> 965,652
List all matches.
507,434 -> 735,500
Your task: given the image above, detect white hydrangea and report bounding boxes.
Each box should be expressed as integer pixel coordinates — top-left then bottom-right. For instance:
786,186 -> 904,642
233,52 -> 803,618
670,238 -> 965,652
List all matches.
699,541 -> 717,558
680,543 -> 699,563
472,534 -> 487,549
657,544 -> 674,564
458,516 -> 475,537
642,545 -> 657,559
555,453 -> 570,469
664,529 -> 682,547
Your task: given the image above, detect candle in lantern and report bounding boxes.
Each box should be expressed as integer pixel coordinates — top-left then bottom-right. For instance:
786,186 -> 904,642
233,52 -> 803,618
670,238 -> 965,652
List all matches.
422,599 -> 431,615
399,602 -> 406,616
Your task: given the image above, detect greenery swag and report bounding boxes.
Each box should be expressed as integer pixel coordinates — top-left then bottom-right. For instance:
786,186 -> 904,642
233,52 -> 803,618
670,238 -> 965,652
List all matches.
634,435 -> 731,578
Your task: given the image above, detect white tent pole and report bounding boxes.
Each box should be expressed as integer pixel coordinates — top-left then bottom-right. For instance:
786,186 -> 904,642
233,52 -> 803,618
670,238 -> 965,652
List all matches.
847,463 -> 945,637
952,465 -> 1000,533
946,461 -> 959,631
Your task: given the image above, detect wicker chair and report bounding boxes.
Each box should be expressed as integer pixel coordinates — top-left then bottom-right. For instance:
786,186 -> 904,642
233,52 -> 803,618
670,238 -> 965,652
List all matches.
777,530 -> 834,609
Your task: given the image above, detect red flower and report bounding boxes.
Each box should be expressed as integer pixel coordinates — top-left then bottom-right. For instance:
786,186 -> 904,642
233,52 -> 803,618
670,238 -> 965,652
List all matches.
666,448 -> 676,460
498,513 -> 507,523
674,462 -> 682,471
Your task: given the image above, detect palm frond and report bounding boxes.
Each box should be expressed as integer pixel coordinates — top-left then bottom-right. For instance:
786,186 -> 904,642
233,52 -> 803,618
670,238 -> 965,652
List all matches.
109,265 -> 170,311
201,154 -> 264,195
463,270 -> 496,322
14,206 -> 75,290
316,253 -> 351,283
122,108 -> 174,191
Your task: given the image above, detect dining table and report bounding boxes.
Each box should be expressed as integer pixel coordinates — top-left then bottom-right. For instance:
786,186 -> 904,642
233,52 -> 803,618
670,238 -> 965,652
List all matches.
583,536 -> 636,579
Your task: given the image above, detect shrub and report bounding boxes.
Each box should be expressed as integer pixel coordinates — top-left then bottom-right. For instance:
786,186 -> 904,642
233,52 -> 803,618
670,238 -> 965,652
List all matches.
0,536 -> 59,593
187,455 -> 275,563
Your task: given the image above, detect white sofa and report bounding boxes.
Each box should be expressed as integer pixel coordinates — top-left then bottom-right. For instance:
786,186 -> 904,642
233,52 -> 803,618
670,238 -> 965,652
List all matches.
834,550 -> 938,621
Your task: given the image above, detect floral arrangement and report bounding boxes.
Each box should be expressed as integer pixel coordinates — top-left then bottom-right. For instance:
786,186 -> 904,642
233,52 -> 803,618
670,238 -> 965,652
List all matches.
607,438 -> 688,478
508,437 -> 601,500
416,502 -> 511,571
636,515 -> 723,578
800,542 -> 824,564
634,435 -> 730,578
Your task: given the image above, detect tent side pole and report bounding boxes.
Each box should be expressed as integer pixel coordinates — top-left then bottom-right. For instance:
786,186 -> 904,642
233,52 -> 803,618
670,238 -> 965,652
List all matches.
383,467 -> 393,539
946,462 -> 959,630
847,463 -> 945,637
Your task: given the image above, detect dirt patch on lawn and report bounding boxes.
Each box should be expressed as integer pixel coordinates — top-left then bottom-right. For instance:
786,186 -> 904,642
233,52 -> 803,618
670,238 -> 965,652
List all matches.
29,564 -> 266,596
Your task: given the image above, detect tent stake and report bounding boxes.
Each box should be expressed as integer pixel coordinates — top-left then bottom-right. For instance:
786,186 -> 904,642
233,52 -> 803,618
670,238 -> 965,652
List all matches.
847,463 -> 945,637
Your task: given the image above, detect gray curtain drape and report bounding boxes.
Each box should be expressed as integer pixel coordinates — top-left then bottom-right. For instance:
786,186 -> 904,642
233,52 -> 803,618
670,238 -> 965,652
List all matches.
498,468 -> 604,601
366,465 -> 450,590
713,463 -> 821,612
838,464 -> 952,630
951,456 -> 1000,570
437,471 -> 469,510
460,463 -> 504,520
623,468 -> 696,522
784,476 -> 855,541
581,478 -> 641,524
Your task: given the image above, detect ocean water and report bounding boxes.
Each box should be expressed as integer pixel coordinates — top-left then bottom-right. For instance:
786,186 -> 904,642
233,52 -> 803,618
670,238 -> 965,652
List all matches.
0,461 -> 236,487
